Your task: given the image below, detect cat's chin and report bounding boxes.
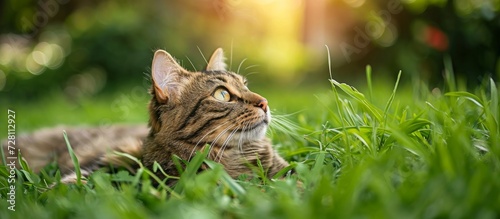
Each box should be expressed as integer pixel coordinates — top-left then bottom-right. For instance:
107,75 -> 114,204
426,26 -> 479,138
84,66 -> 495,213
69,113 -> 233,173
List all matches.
247,122 -> 268,140
220,121 -> 268,147
224,127 -> 267,147
248,110 -> 270,139
256,110 -> 271,135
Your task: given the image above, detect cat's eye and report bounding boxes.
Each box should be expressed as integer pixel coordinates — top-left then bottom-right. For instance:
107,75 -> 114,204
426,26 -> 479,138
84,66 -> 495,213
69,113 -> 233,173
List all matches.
213,88 -> 231,102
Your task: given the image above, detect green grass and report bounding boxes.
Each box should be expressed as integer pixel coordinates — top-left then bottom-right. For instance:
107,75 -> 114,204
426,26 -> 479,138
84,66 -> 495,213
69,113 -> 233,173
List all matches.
1,68 -> 500,218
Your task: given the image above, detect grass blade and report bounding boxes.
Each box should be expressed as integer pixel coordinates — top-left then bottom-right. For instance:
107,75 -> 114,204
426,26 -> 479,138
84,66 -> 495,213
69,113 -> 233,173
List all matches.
489,78 -> 498,124
173,146 -> 209,194
330,79 -> 383,121
114,151 -> 178,197
366,65 -> 373,101
205,160 -> 246,197
444,55 -> 456,92
383,70 -> 402,122
445,91 -> 484,109
63,131 -> 82,186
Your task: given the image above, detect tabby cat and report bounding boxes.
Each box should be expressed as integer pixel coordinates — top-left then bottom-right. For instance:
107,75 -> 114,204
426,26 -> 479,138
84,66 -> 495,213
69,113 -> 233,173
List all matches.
3,48 -> 289,184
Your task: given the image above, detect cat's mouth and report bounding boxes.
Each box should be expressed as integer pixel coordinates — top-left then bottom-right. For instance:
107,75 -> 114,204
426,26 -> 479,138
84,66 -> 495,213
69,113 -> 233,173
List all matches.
209,115 -> 268,147
238,114 -> 269,136
252,111 -> 270,126
245,119 -> 268,132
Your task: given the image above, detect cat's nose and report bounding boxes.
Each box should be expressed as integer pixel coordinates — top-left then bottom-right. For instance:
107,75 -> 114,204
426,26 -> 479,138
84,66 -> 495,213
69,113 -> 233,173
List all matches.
255,98 -> 268,112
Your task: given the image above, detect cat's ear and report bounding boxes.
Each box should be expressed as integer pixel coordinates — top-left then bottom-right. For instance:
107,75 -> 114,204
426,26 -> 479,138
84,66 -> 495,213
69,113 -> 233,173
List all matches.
206,48 -> 227,71
152,50 -> 186,103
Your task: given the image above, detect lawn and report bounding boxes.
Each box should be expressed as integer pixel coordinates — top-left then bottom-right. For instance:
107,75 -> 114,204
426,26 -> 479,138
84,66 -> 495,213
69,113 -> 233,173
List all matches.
1,67 -> 499,218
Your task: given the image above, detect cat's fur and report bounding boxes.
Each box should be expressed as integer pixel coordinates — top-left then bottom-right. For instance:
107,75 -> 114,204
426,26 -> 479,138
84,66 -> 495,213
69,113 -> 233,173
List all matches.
2,48 -> 289,184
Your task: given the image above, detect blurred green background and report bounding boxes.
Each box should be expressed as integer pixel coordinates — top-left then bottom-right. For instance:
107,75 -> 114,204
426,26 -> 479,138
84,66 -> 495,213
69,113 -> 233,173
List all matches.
1,0 -> 499,131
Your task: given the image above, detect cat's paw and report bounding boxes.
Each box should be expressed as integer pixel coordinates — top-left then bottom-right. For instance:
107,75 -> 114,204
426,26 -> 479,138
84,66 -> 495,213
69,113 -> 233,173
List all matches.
55,169 -> 90,186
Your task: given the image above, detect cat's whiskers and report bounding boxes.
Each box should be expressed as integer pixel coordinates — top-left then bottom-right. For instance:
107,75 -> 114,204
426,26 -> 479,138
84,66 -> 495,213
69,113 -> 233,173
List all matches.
236,58 -> 247,74
188,102 -> 240,161
185,55 -> 198,72
192,120 -> 233,148
220,122 -> 247,161
267,112 -> 305,142
237,124 -> 245,154
218,119 -> 257,162
206,123 -> 238,161
188,120 -> 235,161
237,121 -> 252,154
216,127 -> 240,162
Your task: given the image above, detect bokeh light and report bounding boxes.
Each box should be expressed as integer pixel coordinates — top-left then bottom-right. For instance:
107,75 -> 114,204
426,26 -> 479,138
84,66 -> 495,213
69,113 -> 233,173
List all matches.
0,0 -> 499,99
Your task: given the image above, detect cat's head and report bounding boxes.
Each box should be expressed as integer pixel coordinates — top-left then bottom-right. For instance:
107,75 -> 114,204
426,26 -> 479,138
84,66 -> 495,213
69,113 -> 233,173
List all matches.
148,48 -> 270,147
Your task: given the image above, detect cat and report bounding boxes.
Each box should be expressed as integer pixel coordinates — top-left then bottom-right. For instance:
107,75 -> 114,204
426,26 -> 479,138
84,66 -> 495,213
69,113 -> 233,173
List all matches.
2,48 -> 290,185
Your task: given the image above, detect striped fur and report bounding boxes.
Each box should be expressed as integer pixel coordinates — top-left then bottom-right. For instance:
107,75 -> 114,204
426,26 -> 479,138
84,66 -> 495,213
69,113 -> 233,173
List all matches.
2,48 -> 289,184
144,49 -> 288,183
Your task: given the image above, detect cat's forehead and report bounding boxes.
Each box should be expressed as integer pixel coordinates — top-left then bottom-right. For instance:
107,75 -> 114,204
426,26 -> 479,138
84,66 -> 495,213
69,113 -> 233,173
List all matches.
201,70 -> 247,84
